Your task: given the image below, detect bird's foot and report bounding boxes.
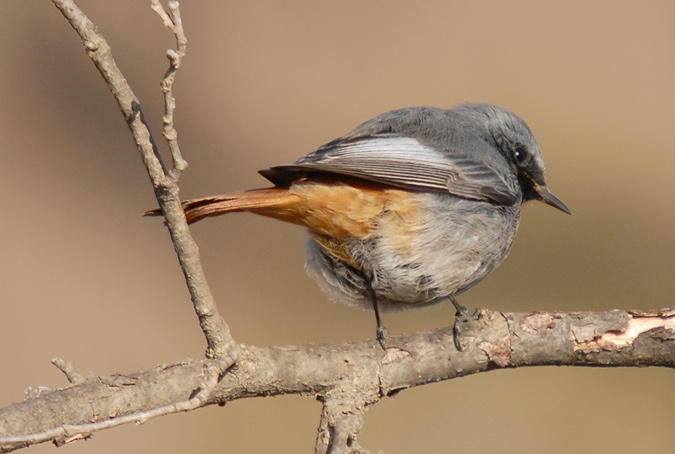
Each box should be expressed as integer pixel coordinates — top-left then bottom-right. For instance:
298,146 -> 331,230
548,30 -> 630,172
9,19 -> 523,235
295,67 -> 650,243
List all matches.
449,296 -> 480,351
376,325 -> 390,350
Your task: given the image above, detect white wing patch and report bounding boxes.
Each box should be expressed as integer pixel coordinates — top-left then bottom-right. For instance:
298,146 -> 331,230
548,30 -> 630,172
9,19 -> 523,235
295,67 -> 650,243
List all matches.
304,137 -> 454,191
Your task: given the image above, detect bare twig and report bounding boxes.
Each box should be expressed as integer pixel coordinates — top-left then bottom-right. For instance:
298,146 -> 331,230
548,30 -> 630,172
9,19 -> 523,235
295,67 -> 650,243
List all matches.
50,0 -> 236,359
151,0 -> 188,180
51,358 -> 84,385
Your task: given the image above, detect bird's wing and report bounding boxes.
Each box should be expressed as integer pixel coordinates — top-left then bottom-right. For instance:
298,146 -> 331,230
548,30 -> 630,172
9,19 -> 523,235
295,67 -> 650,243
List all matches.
259,133 -> 520,205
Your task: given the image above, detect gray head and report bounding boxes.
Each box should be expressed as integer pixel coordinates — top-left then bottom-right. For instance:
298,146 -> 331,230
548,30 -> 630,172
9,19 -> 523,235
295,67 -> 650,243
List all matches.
457,104 -> 570,214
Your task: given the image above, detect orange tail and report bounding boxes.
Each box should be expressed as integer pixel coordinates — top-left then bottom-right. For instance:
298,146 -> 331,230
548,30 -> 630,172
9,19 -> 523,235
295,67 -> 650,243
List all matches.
146,188 -> 302,225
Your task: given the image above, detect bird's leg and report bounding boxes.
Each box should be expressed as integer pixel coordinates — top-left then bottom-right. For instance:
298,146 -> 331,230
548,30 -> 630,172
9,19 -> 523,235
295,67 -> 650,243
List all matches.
449,296 -> 468,351
449,295 -> 468,317
364,277 -> 388,349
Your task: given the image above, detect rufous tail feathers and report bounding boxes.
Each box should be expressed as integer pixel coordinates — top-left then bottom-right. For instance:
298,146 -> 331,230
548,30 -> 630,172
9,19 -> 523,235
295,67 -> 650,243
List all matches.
145,188 -> 301,225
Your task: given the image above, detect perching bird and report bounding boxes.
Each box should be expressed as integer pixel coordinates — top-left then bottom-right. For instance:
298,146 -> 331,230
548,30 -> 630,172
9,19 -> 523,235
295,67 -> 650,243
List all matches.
149,104 -> 570,349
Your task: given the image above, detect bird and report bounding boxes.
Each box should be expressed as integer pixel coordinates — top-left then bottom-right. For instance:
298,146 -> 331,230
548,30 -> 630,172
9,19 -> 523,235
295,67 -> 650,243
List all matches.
148,104 -> 570,349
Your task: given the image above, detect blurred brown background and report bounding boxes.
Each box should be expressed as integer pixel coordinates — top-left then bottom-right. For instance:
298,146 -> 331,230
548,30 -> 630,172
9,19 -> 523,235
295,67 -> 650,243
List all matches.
1,1 -> 674,453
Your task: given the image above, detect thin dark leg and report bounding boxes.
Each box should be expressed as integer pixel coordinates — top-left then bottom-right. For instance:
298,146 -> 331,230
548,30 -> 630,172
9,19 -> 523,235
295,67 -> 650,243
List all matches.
364,277 -> 388,349
449,295 -> 467,316
449,296 -> 467,352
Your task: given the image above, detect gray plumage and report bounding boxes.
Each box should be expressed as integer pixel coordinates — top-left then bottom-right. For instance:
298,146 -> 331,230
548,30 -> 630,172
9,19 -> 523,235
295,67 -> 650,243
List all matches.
261,104 -> 569,311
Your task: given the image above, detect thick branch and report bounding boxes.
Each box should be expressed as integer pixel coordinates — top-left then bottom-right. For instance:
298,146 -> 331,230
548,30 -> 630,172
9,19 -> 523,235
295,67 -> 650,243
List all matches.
50,0 -> 235,359
1,308 -> 673,451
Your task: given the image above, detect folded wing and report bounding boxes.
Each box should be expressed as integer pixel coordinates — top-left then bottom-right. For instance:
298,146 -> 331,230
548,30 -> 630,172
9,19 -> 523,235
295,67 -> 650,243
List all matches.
260,133 -> 520,206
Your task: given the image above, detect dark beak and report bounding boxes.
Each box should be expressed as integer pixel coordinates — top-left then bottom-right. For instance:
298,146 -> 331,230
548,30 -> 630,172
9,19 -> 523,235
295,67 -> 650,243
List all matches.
533,183 -> 571,214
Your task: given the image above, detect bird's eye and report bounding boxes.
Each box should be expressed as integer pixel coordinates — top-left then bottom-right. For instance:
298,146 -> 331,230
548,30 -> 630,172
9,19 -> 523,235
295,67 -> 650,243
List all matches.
514,146 -> 528,165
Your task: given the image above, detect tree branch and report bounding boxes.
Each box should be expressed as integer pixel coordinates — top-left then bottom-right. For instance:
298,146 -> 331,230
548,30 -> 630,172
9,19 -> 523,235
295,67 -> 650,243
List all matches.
1,308 -> 673,452
50,0 -> 236,360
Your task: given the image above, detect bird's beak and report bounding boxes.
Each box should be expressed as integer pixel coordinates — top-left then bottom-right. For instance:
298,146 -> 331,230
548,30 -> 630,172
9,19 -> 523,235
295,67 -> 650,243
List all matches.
533,183 -> 571,214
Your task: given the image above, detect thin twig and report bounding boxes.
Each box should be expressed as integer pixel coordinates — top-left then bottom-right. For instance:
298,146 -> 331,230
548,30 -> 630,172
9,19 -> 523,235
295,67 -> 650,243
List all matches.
51,358 -> 84,385
151,0 -> 188,180
50,0 -> 236,359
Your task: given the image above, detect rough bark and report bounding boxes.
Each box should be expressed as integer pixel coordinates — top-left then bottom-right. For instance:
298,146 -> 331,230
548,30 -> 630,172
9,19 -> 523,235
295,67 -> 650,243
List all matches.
1,308 -> 673,452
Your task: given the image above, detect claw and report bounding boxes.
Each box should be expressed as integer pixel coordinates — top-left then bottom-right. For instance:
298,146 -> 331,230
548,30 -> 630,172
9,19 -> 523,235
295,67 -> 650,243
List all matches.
376,325 -> 389,350
449,296 -> 468,351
